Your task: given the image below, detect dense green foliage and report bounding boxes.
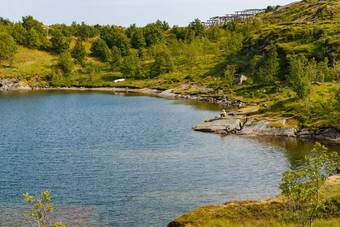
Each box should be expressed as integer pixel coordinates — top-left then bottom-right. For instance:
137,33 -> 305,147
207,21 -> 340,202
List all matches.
71,39 -> 87,66
90,38 -> 112,62
287,56 -> 311,99
58,51 -> 74,75
0,32 -> 18,65
50,30 -> 70,54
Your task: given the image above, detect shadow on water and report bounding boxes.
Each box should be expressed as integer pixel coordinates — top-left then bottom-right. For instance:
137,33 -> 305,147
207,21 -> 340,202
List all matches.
245,136 -> 340,170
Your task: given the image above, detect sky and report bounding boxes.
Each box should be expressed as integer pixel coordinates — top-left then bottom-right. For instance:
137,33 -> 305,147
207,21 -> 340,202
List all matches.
0,0 -> 297,27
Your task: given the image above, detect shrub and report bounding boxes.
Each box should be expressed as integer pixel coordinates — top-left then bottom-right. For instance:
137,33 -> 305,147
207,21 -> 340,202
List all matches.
58,51 -> 74,75
23,190 -> 67,227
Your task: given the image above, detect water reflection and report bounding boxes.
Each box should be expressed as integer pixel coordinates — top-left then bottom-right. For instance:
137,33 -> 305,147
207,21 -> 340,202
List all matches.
247,136 -> 340,169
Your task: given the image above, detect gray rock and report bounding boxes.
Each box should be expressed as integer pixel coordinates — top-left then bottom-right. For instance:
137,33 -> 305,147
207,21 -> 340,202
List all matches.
311,81 -> 321,86
238,75 -> 248,85
0,77 -> 21,91
159,89 -> 177,98
314,128 -> 340,142
283,81 -> 289,87
193,118 -> 242,134
237,119 -> 296,137
297,129 -> 315,138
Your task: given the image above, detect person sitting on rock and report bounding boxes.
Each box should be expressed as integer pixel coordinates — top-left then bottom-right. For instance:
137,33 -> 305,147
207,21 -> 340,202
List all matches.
220,109 -> 227,118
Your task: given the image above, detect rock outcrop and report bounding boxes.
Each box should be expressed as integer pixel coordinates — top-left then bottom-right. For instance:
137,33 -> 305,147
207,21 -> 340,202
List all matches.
193,117 -> 296,137
193,116 -> 340,143
0,77 -> 30,91
238,75 -> 247,85
192,118 -> 243,134
297,128 -> 340,143
237,119 -> 297,137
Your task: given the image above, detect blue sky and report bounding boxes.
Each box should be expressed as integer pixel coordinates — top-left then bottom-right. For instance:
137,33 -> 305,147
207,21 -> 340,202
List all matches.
1,0 -> 297,27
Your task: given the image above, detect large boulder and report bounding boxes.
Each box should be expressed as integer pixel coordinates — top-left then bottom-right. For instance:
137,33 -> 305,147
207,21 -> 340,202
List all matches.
297,128 -> 340,143
193,118 -> 243,134
314,128 -> 340,142
297,128 -> 315,138
238,75 -> 247,85
0,77 -> 24,91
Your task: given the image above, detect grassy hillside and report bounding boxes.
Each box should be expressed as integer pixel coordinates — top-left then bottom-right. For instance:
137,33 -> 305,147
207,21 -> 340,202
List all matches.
0,0 -> 339,129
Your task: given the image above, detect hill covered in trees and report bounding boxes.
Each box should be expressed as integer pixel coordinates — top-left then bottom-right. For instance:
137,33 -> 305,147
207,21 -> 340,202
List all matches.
0,0 -> 339,129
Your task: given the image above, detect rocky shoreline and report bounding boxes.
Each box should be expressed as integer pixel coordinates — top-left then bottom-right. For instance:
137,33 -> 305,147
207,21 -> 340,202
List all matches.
0,77 -> 246,107
1,77 -> 339,143
193,115 -> 340,144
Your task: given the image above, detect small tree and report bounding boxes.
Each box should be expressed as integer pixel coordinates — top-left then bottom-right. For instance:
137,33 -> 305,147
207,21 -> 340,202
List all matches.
279,142 -> 340,227
120,55 -> 141,78
27,28 -> 41,49
110,46 -> 122,71
335,87 -> 340,111
330,60 -> 340,81
11,23 -> 28,45
224,64 -> 237,88
58,51 -> 74,76
255,44 -> 279,85
156,20 -> 170,31
76,23 -> 90,41
0,32 -> 18,66
150,50 -> 174,77
131,29 -> 146,49
250,55 -> 262,77
265,44 -> 280,83
90,38 -> 112,62
306,58 -> 318,82
50,30 -> 70,54
23,190 -> 67,227
318,58 -> 331,82
71,39 -> 87,66
143,23 -> 165,47
188,19 -> 206,37
287,56 -> 311,99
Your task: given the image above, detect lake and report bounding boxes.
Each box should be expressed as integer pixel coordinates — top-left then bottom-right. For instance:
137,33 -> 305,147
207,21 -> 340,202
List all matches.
0,91 -> 339,226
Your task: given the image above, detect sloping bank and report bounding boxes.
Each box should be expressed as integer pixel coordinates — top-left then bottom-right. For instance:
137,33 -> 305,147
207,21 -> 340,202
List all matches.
168,175 -> 340,227
192,114 -> 340,144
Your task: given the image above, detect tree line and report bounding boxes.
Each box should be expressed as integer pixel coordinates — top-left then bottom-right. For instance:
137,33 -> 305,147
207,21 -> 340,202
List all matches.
0,11 -> 339,99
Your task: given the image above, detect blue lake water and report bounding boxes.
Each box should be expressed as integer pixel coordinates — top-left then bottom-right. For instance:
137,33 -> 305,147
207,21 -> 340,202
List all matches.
0,91 -> 339,226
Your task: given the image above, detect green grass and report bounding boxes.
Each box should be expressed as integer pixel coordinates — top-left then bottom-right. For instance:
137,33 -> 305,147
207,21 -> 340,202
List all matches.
229,82 -> 340,130
0,46 -> 56,78
168,179 -> 340,227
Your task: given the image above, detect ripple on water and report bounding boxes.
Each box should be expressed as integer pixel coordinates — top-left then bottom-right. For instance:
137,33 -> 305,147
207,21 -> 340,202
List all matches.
0,91 -> 339,226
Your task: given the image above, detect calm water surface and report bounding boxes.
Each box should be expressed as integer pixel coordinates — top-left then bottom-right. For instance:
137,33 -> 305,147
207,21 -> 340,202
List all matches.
0,91 -> 339,226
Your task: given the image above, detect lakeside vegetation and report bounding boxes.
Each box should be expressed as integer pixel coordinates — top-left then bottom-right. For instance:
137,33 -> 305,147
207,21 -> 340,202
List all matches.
0,0 -> 339,131
168,143 -> 340,227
